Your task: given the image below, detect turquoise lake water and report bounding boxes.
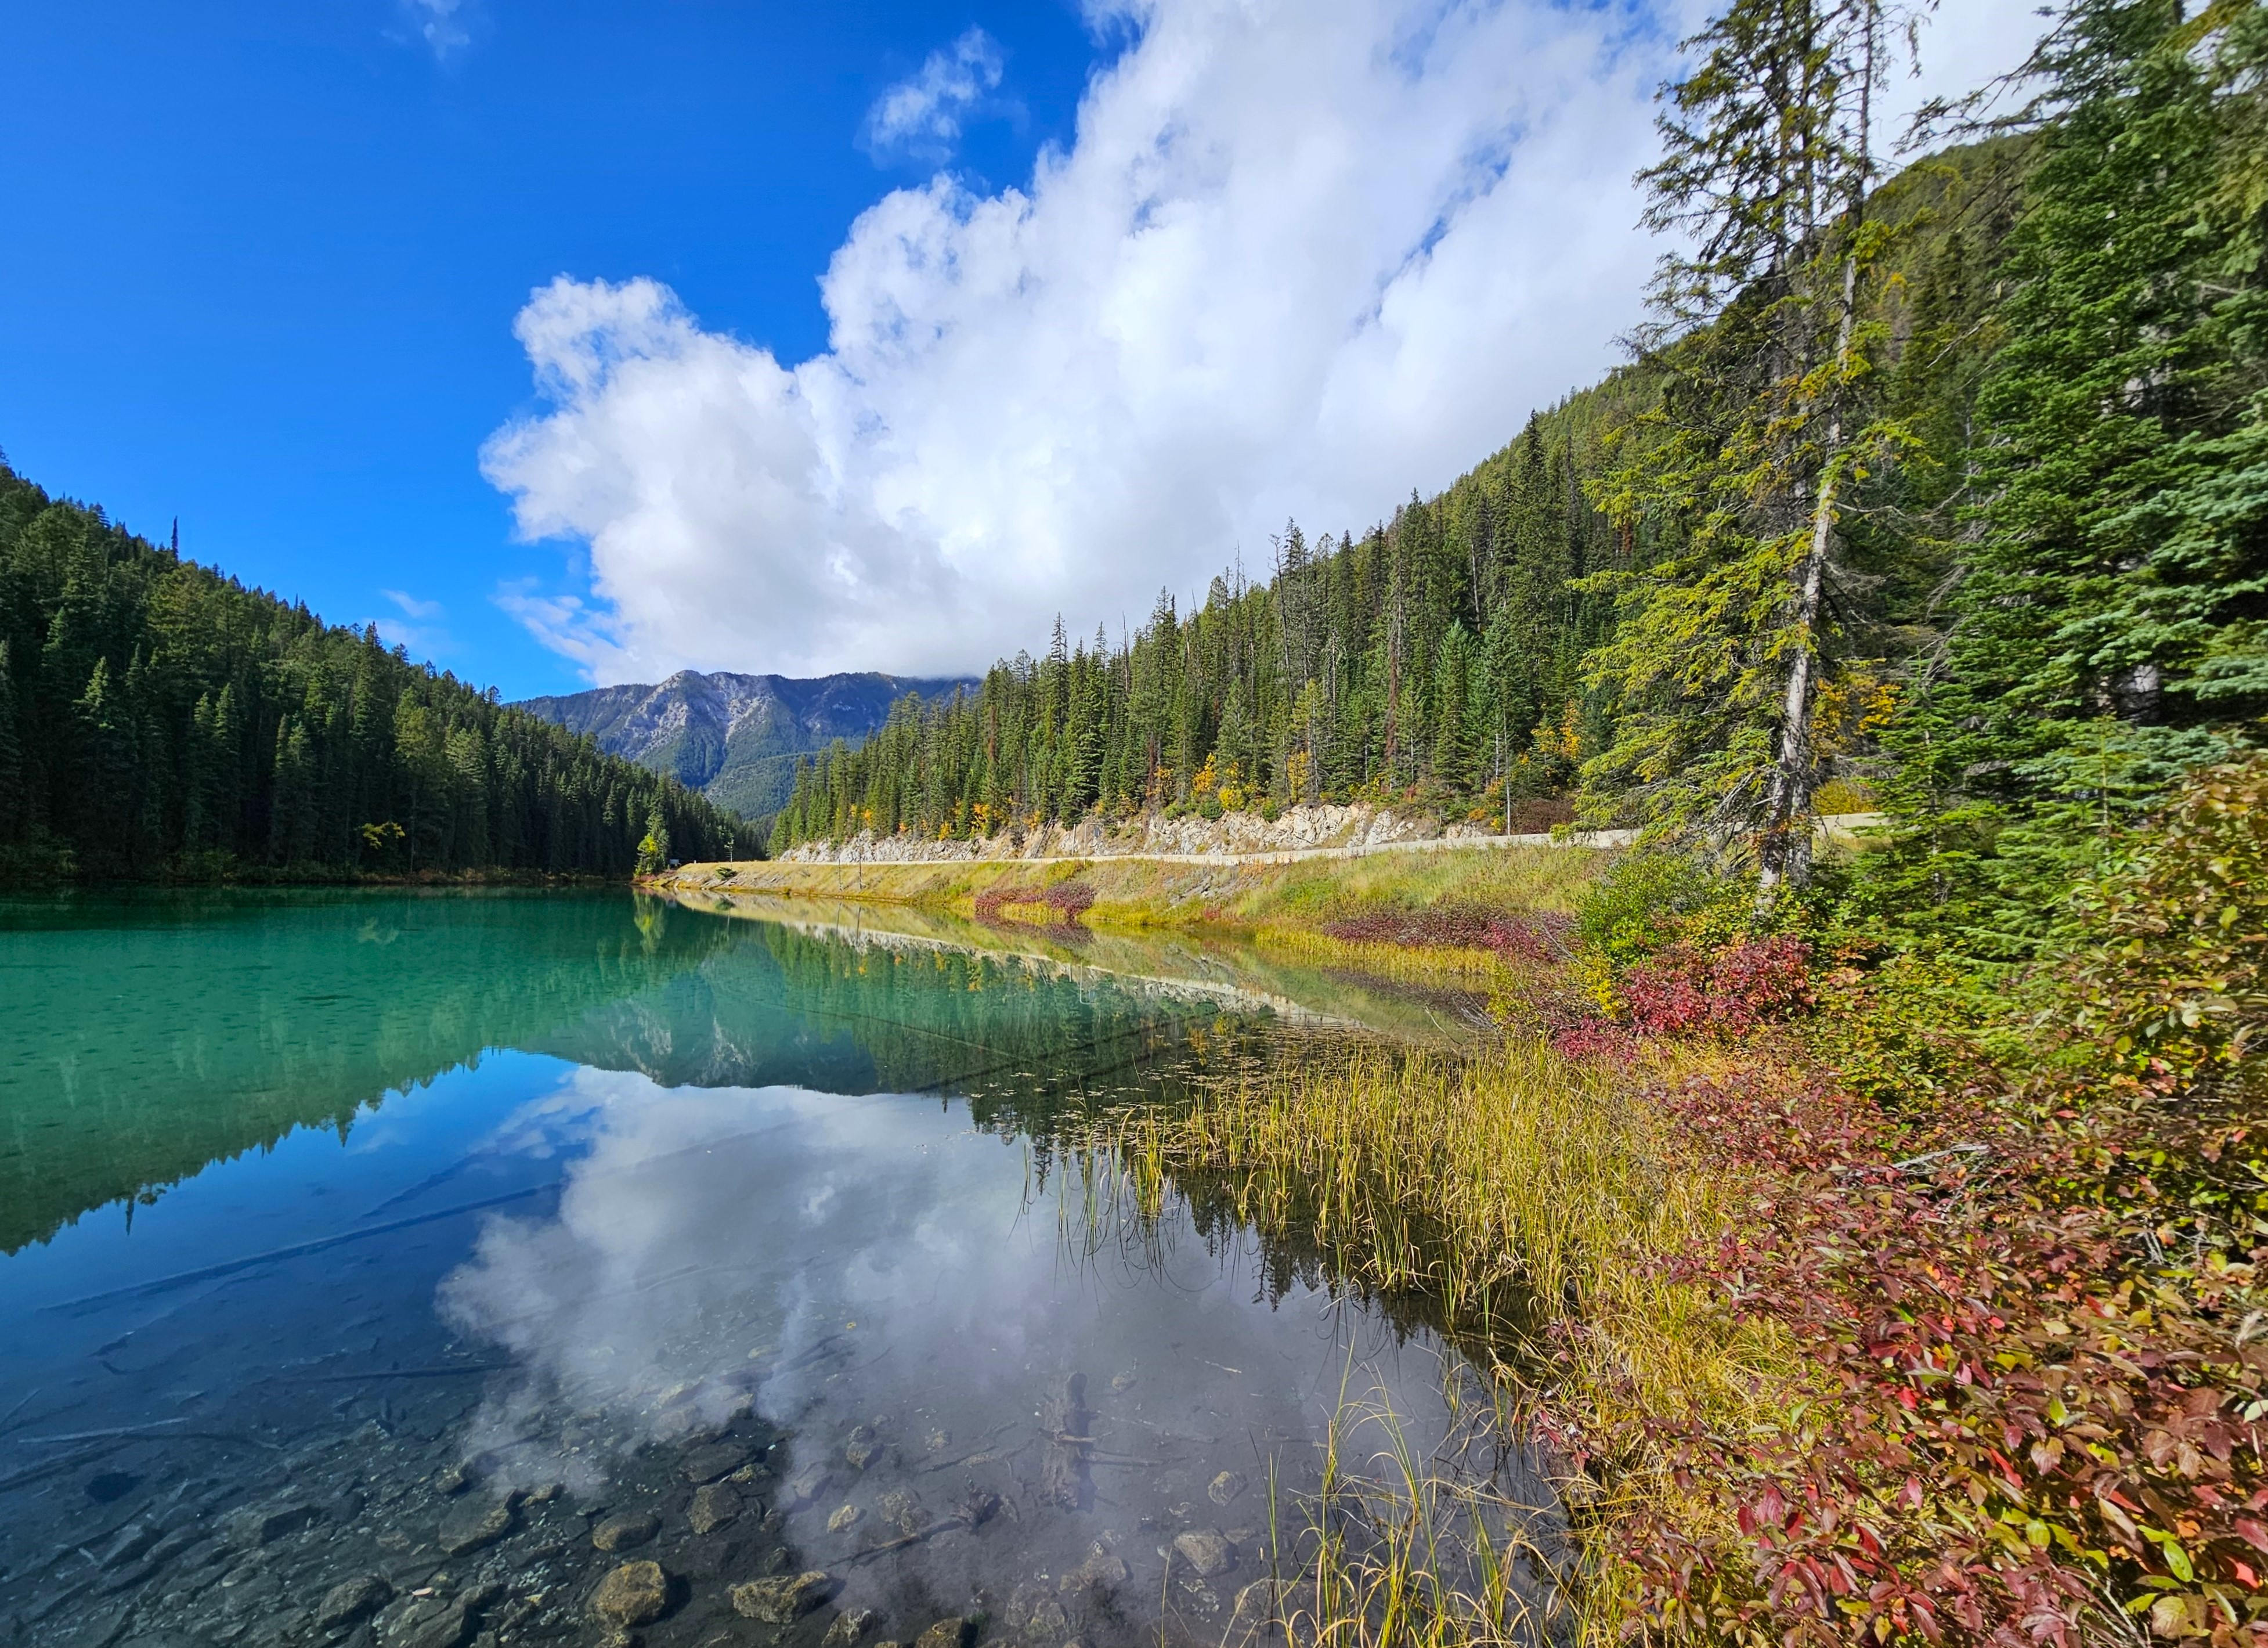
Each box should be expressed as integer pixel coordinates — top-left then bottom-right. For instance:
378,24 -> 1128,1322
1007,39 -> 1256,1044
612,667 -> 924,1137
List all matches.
0,890 -> 1549,1648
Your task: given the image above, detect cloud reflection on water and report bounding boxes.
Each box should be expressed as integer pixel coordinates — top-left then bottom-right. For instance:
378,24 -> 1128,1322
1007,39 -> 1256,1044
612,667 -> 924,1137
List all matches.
435,1063 -> 1499,1614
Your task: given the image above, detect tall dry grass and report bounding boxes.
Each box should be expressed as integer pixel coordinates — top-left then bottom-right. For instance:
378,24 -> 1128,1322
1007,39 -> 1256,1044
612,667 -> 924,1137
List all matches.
1251,928 -> 1508,990
1232,1377 -> 1568,1648
1118,1038 -> 1798,1646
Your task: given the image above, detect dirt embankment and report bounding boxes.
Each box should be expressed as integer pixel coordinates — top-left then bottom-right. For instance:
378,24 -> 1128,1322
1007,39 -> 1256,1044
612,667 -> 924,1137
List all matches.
769,801 -> 1598,866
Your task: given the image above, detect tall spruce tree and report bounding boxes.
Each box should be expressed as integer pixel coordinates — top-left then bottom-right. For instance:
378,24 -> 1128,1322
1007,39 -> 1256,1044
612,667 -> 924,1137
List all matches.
0,640 -> 21,843
1583,0 -> 1908,899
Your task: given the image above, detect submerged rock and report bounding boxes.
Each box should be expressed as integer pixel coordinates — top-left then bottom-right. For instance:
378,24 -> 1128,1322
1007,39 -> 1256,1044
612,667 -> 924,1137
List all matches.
1233,1578 -> 1286,1633
437,1494 -> 515,1556
591,1510 -> 661,1552
316,1574 -> 393,1629
844,1424 -> 882,1470
1060,1549 -> 1130,1593
1020,1597 -> 1070,1642
378,1595 -> 468,1648
913,1617 -> 976,1648
227,1500 -> 324,1548
783,1462 -> 832,1509
876,1487 -> 928,1537
97,1521 -> 162,1570
687,1482 -> 743,1535
379,1581 -> 496,1648
591,1561 -> 670,1627
1175,1578 -> 1223,1617
730,1569 -> 832,1623
826,1503 -> 862,1532
1207,1470 -> 1247,1506
824,1605 -> 881,1647
681,1441 -> 749,1484
1172,1529 -> 1234,1578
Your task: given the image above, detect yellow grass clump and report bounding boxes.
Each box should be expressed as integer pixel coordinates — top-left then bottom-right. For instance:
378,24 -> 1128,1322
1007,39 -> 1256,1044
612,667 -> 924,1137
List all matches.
1251,927 -> 1508,989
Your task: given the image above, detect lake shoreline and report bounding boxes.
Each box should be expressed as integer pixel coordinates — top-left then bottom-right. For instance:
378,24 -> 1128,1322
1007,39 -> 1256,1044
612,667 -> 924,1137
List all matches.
656,785 -> 2268,1646
2,888 -> 1551,1648
642,841 -> 1599,943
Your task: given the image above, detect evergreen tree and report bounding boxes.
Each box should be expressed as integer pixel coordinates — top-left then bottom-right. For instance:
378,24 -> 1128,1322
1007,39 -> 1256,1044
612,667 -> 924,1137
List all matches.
0,640 -> 22,844
636,802 -> 670,875
1584,0 -> 1905,899
71,657 -> 137,866
1862,0 -> 2268,950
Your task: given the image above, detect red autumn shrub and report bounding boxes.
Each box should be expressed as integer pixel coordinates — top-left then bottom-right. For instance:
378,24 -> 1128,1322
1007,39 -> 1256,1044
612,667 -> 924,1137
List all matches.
1620,943 -> 1716,1036
1706,933 -> 1814,1029
1042,880 -> 1096,919
973,879 -> 1095,925
1620,935 -> 1813,1037
1548,1018 -> 1639,1061
1539,1062 -> 2267,1647
1548,765 -> 2268,1642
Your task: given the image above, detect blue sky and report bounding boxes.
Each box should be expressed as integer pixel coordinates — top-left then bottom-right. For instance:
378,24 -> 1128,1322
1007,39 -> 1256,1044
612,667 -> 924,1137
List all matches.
2,1 -> 1100,696
1,1 -> 2040,698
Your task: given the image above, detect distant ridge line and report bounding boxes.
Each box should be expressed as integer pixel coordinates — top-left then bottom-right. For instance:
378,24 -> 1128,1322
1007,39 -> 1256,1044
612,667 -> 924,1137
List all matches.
512,668 -> 975,822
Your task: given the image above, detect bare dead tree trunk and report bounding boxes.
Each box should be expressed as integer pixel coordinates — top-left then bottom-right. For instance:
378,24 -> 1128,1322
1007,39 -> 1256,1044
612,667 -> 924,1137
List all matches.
1757,0 -> 1876,911
1754,269 -> 1853,906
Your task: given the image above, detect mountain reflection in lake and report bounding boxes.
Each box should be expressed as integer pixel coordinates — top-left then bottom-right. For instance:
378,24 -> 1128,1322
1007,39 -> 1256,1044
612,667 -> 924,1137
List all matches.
0,892 -> 1555,1648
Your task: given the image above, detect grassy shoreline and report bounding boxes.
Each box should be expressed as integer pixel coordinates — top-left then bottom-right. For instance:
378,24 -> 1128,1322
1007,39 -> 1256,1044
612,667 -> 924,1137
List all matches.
1118,1036 -> 1790,1647
649,843 -> 1601,939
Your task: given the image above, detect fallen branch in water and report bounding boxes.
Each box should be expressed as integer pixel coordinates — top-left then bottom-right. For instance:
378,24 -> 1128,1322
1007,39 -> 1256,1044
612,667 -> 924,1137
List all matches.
38,1187 -> 554,1315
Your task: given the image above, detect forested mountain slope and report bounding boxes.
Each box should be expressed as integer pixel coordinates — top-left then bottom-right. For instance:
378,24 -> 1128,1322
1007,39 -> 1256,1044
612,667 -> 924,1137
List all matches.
0,463 -> 756,881
764,139 -> 2030,856
516,669 -> 973,821
771,0 -> 2265,960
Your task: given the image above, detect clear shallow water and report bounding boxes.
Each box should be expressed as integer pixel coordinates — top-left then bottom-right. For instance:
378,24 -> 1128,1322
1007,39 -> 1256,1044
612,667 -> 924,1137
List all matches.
0,891 -> 1550,1648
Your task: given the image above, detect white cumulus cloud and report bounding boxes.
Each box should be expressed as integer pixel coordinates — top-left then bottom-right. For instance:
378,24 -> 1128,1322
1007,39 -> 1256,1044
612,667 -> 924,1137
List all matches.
402,0 -> 471,60
496,0 -> 2004,683
864,26 -> 1010,163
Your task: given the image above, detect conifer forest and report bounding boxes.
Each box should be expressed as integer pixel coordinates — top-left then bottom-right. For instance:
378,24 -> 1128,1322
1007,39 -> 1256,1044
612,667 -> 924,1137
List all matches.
0,462 -> 754,881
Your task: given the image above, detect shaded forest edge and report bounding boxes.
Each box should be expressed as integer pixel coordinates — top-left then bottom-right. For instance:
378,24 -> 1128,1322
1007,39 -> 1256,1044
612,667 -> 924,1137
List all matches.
0,464 -> 763,886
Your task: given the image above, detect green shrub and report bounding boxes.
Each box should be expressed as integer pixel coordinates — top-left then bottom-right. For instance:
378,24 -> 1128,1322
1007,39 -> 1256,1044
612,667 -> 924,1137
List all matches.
1575,846 -> 1750,972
